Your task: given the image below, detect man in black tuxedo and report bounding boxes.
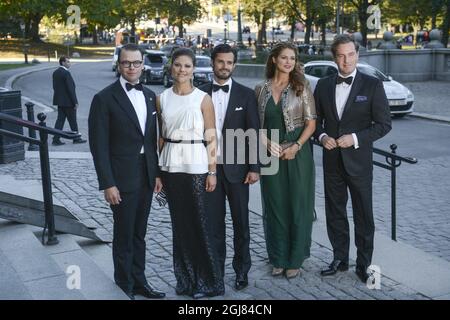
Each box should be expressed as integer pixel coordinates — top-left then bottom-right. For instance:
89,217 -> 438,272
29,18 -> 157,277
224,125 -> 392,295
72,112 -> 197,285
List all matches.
199,44 -> 260,291
314,35 -> 391,283
88,44 -> 165,300
52,56 -> 86,145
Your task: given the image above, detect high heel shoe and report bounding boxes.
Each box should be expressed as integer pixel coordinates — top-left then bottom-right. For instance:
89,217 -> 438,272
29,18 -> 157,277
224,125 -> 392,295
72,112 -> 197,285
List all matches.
272,267 -> 284,276
286,269 -> 300,279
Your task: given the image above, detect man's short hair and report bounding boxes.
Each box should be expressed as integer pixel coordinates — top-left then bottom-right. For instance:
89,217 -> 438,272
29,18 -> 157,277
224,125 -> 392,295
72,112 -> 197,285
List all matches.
59,55 -> 69,65
119,43 -> 143,61
211,44 -> 237,64
331,34 -> 359,58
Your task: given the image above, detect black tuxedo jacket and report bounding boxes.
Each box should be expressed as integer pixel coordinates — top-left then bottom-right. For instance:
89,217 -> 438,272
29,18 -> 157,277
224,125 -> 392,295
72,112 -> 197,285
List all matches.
199,80 -> 260,184
88,80 -> 159,192
314,70 -> 392,176
52,67 -> 78,107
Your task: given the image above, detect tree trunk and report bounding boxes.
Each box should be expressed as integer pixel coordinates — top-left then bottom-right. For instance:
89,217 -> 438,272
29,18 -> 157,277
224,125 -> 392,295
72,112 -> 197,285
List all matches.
321,21 -> 327,46
131,19 -> 136,37
178,22 -> 184,38
443,1 -> 450,48
262,18 -> 267,44
357,0 -> 369,47
92,25 -> 98,45
304,0 -> 313,44
30,14 -> 43,43
290,20 -> 295,41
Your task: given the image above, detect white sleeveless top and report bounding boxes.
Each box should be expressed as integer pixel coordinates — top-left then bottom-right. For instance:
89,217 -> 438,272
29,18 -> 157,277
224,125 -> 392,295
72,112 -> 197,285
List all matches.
159,87 -> 209,174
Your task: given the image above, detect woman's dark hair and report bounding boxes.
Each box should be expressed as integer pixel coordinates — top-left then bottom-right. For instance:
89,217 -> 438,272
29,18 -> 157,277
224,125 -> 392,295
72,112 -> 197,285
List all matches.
265,42 -> 305,96
171,47 -> 196,66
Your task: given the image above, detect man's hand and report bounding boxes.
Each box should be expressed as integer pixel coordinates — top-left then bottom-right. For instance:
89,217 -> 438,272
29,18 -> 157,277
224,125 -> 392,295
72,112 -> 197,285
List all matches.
154,177 -> 163,193
74,104 -> 78,110
337,134 -> 355,149
321,135 -> 338,150
244,172 -> 260,184
206,175 -> 217,192
104,186 -> 121,205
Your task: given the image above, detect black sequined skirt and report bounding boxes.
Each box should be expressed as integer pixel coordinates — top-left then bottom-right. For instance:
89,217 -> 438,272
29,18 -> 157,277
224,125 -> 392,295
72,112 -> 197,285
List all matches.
161,171 -> 225,298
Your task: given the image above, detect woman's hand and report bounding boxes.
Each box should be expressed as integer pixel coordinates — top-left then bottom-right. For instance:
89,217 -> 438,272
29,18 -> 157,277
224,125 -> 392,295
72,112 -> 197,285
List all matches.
206,175 -> 217,192
281,144 -> 300,160
268,140 -> 283,158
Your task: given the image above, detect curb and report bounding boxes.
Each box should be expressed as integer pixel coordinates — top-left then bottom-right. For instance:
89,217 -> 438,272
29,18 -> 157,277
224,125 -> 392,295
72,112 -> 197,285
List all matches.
409,112 -> 450,124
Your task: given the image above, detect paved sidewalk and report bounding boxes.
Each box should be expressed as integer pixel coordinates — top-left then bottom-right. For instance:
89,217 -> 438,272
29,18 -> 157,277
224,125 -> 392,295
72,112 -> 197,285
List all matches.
0,154 -> 441,300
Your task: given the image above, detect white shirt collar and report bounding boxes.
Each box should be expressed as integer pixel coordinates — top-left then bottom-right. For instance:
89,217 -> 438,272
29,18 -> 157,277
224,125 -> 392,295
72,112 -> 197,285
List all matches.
60,66 -> 69,71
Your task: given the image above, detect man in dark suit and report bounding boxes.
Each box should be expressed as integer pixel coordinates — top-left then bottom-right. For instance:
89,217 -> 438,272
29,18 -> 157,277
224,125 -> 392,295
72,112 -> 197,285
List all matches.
199,44 -> 260,291
314,35 -> 392,283
88,44 -> 165,300
52,56 -> 86,145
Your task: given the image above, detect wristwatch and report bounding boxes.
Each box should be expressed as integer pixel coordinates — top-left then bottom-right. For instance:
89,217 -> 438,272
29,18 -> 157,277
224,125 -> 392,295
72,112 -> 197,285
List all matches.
207,171 -> 217,176
295,141 -> 303,150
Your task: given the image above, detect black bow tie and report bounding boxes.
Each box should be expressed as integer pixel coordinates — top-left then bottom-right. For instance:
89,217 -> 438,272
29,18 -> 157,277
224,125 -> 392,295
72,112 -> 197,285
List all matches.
125,82 -> 143,91
336,76 -> 353,85
212,84 -> 229,93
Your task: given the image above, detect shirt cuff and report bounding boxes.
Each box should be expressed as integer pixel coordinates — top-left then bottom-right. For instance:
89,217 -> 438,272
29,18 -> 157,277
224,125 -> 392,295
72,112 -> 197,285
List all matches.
352,133 -> 359,149
319,133 -> 328,144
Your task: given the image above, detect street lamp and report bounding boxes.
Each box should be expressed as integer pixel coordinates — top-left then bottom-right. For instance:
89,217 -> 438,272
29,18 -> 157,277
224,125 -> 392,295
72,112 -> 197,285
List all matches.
237,0 -> 243,46
19,22 -> 29,64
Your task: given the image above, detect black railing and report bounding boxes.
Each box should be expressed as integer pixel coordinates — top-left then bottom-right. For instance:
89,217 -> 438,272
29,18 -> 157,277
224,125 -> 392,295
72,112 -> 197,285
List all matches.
312,140 -> 418,241
0,110 -> 80,245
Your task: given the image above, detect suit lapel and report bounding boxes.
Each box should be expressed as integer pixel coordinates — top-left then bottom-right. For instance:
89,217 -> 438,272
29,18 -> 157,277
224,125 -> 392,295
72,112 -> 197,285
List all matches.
112,80 -> 142,135
341,71 -> 363,120
329,74 -> 339,121
143,88 -> 155,136
223,80 -> 239,128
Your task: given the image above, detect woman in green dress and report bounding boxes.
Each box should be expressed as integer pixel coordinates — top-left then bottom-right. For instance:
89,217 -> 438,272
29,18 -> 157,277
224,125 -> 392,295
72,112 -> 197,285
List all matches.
255,42 -> 316,279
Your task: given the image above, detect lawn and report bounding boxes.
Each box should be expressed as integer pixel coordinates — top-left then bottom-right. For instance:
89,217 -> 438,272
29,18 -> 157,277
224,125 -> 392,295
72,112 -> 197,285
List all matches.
0,63 -> 32,71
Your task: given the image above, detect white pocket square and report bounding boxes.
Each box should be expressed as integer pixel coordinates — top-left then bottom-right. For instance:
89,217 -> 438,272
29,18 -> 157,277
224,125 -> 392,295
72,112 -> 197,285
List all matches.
152,111 -> 157,115
235,107 -> 243,111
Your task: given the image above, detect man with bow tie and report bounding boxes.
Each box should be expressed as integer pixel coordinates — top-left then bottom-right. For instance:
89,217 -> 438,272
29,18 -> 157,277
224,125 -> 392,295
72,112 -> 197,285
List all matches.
198,44 -> 260,291
88,44 -> 165,300
313,35 -> 391,283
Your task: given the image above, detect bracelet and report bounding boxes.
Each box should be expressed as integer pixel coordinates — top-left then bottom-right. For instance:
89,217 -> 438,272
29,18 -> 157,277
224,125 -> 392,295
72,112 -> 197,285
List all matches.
207,171 -> 217,176
295,141 -> 303,150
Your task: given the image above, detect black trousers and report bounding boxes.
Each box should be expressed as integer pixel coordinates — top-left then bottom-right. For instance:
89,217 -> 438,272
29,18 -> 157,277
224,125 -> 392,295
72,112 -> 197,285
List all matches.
53,106 -> 78,141
207,165 -> 251,277
110,156 -> 153,292
324,154 -> 374,269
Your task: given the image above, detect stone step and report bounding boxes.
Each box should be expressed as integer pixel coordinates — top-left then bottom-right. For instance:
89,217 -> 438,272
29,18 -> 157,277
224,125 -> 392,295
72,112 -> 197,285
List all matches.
34,232 -> 129,300
0,249 -> 32,300
0,219 -> 84,300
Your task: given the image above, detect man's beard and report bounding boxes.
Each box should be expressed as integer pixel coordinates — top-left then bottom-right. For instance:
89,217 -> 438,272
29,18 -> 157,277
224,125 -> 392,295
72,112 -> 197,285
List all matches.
215,69 -> 231,80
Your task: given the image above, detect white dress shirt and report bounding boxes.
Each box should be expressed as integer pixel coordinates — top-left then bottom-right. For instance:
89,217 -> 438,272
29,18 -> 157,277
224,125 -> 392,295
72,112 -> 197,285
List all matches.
211,78 -> 232,156
119,76 -> 147,153
320,68 -> 359,149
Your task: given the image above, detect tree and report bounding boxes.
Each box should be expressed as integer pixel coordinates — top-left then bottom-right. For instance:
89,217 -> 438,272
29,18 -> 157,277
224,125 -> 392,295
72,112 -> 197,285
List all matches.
241,0 -> 279,46
159,0 -> 204,38
443,0 -> 450,47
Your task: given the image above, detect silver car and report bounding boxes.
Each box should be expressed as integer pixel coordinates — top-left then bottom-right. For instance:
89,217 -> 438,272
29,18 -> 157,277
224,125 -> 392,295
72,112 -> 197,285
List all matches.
304,60 -> 414,117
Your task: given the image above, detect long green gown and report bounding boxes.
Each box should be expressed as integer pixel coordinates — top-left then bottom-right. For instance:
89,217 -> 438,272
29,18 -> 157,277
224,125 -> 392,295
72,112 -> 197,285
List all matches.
261,96 -> 315,269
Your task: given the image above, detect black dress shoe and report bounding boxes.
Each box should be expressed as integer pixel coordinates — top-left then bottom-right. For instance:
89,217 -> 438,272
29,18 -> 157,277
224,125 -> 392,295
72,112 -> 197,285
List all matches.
320,260 -> 349,276
52,140 -> 65,146
193,292 -> 207,300
355,266 -> 370,283
73,138 -> 87,144
235,274 -> 248,290
133,284 -> 166,299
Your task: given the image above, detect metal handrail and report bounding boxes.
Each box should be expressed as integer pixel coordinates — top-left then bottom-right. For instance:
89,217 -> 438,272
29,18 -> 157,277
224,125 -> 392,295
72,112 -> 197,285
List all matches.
0,110 -> 81,245
312,140 -> 418,241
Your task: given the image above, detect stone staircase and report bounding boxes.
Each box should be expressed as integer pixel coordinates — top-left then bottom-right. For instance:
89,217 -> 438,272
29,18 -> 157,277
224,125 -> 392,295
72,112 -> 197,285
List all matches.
0,218 -> 129,300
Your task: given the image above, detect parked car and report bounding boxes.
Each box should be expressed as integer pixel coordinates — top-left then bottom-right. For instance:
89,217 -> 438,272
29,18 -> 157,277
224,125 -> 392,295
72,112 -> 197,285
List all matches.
162,55 -> 213,88
159,44 -> 181,57
304,60 -> 414,117
139,50 -> 167,84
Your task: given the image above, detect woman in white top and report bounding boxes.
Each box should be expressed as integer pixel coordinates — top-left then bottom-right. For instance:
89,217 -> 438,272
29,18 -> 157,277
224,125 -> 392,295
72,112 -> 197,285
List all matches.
157,48 -> 224,299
